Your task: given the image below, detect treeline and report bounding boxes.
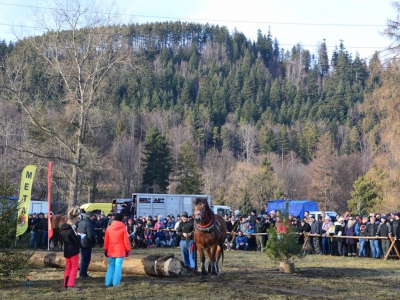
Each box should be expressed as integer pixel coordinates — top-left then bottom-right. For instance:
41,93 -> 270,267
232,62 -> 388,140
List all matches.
0,19 -> 395,215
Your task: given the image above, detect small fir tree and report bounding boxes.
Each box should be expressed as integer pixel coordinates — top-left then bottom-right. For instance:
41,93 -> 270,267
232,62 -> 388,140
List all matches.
0,174 -> 33,285
265,202 -> 304,264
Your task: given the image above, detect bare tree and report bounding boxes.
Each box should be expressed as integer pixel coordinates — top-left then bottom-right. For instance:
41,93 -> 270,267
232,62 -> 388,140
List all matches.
238,123 -> 259,164
112,135 -> 141,198
0,0 -> 131,207
202,148 -> 235,197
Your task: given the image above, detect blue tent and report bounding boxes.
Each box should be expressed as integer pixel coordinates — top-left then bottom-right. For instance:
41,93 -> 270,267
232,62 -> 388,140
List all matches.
267,200 -> 318,218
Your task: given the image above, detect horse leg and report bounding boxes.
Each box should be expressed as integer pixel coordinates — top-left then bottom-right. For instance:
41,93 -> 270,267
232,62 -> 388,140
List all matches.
205,247 -> 213,274
215,245 -> 222,273
206,245 -> 218,276
197,245 -> 207,276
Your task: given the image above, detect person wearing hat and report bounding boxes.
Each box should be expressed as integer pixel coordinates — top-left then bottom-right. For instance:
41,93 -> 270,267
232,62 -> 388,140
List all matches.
77,211 -> 96,278
35,212 -> 46,249
167,215 -> 176,230
377,215 -> 392,258
176,211 -> 196,272
355,215 -> 369,257
344,215 -> 357,257
144,224 -> 153,249
126,218 -> 136,247
254,217 -> 267,251
249,210 -> 257,227
104,213 -> 131,287
297,218 -> 311,251
308,214 -> 322,255
332,217 -> 345,256
366,216 -> 381,258
95,214 -> 105,247
60,214 -> 81,291
235,230 -> 249,251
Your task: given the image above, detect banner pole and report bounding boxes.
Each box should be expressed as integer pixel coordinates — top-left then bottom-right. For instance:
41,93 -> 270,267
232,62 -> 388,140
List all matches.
47,162 -> 53,251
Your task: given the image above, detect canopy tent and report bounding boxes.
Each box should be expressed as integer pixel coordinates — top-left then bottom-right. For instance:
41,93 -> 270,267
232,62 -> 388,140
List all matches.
267,200 -> 318,218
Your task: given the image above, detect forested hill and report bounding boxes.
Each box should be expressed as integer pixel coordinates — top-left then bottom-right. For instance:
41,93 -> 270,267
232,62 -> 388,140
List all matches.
0,19 -> 394,214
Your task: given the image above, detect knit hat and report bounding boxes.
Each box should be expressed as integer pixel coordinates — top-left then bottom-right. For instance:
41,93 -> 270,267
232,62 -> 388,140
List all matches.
182,211 -> 189,217
114,213 -> 123,221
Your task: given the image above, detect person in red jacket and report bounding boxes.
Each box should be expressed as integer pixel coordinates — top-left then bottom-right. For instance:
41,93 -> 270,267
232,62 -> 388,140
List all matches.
104,213 -> 131,287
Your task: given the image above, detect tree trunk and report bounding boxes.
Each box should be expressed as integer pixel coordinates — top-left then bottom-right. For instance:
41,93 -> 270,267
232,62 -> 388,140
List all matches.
31,251 -> 182,277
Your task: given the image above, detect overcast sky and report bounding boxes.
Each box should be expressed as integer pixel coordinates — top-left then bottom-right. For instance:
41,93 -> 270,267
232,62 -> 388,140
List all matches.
0,0 -> 397,60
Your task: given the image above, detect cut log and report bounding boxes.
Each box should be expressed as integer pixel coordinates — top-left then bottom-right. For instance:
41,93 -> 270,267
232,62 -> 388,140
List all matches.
30,251 -> 182,277
279,262 -> 294,273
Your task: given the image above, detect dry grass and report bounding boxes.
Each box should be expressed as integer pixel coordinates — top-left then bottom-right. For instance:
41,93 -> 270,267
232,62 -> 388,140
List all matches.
1,247 -> 400,300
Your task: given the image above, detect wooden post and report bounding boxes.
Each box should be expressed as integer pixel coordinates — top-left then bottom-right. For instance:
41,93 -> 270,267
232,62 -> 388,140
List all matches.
384,234 -> 400,260
30,251 -> 182,277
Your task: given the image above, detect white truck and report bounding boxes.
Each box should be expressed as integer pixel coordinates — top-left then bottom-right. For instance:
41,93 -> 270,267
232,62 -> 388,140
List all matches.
29,200 -> 49,215
130,193 -> 232,218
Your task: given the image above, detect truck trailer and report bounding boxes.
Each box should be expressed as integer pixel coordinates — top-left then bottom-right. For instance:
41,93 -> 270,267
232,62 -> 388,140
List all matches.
131,193 -> 232,218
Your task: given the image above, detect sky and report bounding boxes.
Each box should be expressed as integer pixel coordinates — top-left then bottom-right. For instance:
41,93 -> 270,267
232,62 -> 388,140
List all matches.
0,0 -> 397,61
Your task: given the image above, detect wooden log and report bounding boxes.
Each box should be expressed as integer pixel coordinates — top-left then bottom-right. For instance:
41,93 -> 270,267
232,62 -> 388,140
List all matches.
279,262 -> 294,273
30,251 -> 182,277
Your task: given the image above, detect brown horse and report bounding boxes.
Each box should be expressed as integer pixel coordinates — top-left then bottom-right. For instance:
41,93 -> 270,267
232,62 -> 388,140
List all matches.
50,206 -> 81,249
193,197 -> 226,276
51,206 -> 81,231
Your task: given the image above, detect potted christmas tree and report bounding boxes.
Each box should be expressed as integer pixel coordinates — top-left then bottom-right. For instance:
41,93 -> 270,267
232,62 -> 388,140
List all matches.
265,203 -> 305,273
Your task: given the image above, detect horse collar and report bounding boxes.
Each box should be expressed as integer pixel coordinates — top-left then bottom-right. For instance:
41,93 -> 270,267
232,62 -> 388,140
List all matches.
195,213 -> 215,231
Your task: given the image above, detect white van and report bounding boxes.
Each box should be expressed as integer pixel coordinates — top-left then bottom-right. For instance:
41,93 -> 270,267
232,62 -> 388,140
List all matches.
309,211 -> 337,221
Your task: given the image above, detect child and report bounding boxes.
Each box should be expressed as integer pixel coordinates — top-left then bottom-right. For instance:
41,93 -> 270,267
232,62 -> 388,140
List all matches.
144,224 -> 153,249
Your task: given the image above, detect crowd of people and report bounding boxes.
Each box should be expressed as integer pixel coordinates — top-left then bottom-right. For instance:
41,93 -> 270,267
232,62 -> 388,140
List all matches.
27,205 -> 400,291
223,207 -> 400,260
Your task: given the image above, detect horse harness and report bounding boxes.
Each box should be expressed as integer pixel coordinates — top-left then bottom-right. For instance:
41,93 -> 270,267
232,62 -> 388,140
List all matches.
194,212 -> 222,238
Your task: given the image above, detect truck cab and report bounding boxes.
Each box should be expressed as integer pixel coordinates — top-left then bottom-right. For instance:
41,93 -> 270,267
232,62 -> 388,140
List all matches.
211,205 -> 232,217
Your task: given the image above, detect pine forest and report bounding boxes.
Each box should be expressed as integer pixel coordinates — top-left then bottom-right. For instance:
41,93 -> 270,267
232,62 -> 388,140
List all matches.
1,2 -> 400,215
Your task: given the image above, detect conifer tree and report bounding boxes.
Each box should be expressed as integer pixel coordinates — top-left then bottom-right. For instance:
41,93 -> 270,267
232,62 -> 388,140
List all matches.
141,128 -> 173,193
239,187 -> 253,217
175,141 -> 204,194
0,174 -> 33,283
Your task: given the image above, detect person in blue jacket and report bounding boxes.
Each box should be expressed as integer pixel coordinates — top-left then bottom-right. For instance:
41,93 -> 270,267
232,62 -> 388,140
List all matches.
236,230 -> 249,251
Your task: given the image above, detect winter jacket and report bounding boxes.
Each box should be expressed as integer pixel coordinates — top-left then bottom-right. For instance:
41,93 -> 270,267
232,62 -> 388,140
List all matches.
392,219 -> 400,239
366,222 -> 380,238
345,220 -> 357,245
356,222 -> 368,237
310,220 -> 322,235
334,222 -> 344,242
144,228 -> 152,239
245,223 -> 254,235
153,231 -> 166,242
297,222 -> 311,233
236,235 -> 248,245
321,221 -> 333,235
254,221 -> 267,234
60,222 -> 81,258
377,221 -> 391,237
104,220 -> 130,258
77,216 -> 96,248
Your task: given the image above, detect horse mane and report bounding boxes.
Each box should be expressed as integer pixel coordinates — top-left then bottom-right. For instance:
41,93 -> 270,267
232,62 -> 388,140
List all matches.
194,197 -> 204,206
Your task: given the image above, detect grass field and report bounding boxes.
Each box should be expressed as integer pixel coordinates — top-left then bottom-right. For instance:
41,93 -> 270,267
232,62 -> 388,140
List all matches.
1,247 -> 399,300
